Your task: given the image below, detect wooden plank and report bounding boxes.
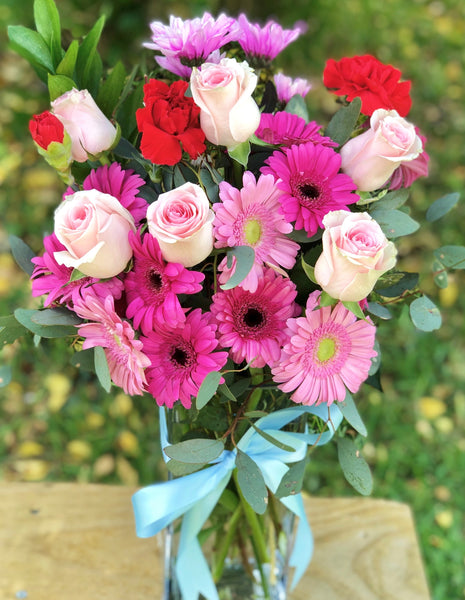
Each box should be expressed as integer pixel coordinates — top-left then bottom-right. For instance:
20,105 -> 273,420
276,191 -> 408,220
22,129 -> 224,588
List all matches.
0,483 -> 430,599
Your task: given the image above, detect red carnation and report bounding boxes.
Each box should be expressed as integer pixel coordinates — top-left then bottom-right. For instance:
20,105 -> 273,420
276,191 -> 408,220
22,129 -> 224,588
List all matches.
29,111 -> 65,150
136,79 -> 206,166
323,54 -> 412,117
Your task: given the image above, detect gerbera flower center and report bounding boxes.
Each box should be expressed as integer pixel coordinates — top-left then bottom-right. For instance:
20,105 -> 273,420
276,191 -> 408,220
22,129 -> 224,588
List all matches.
316,337 -> 337,363
170,341 -> 195,369
148,269 -> 163,291
298,183 -> 320,200
244,218 -> 262,245
244,307 -> 264,328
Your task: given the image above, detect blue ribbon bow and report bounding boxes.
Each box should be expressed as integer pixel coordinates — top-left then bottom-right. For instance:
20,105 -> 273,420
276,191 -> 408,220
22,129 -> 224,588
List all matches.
132,403 -> 343,600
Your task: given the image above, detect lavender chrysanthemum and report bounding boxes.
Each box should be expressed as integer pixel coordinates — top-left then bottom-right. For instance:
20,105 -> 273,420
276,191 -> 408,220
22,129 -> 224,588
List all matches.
273,73 -> 311,104
74,292 -> 150,396
213,171 -> 299,292
145,13 -> 239,77
272,291 -> 377,406
255,112 -> 338,148
261,142 -> 359,237
236,14 -> 307,62
31,233 -> 124,308
211,267 -> 298,368
125,231 -> 204,335
141,309 -> 228,408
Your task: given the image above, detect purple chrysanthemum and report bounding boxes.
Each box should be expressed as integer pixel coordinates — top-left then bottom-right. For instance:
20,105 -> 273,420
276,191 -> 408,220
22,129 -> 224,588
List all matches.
145,13 -> 239,77
31,233 -> 124,308
213,171 -> 299,292
125,231 -> 204,335
74,292 -> 151,396
210,267 -> 298,368
272,291 -> 377,406
236,14 -> 307,62
141,309 -> 228,409
273,73 -> 312,104
261,143 -> 359,237
255,112 -> 338,148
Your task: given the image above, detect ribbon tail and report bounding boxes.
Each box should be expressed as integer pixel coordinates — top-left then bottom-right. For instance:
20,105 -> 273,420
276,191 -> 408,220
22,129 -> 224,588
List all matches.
280,493 -> 313,590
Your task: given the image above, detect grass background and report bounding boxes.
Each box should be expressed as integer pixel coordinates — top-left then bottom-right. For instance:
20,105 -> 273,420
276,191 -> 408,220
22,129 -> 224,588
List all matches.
1,1 -> 464,598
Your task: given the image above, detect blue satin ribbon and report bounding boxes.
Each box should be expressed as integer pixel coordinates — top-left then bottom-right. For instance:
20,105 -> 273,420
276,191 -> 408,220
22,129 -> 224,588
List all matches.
132,403 -> 343,600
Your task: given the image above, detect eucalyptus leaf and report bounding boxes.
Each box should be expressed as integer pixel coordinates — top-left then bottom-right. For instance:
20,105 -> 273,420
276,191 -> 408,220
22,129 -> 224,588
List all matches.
373,188 -> 409,211
218,382 -> 237,403
94,346 -> 111,392
367,302 -> 392,320
337,437 -> 373,495
432,260 -> 448,289
250,424 -> 295,452
337,392 -> 368,437
196,371 -> 222,410
284,94 -> 309,121
275,459 -> 307,499
370,209 -> 420,238
166,459 -> 206,476
164,438 -> 224,464
409,295 -> 442,332
14,308 -> 77,338
0,315 -> 28,346
236,449 -> 267,514
31,307 -> 82,326
325,97 -> 361,146
112,137 -> 142,160
220,246 -> 255,290
376,272 -> 419,298
70,348 -> 95,371
9,235 -> 35,276
426,192 -> 460,222
434,245 -> 465,270
0,366 -> 12,388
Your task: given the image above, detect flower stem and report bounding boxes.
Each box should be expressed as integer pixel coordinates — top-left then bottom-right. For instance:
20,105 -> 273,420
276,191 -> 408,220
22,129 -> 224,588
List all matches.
212,503 -> 243,583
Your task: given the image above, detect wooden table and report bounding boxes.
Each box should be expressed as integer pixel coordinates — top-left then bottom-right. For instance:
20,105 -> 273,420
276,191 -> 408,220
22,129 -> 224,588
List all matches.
0,483 -> 431,599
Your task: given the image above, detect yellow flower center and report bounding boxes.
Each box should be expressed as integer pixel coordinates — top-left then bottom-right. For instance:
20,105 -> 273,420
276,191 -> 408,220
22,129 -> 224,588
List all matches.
316,337 -> 336,363
244,218 -> 262,245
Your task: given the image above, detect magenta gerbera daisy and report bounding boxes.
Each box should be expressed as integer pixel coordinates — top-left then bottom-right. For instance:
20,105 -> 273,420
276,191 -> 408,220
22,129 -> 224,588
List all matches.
210,267 -> 298,368
124,231 -> 204,335
236,14 -> 306,63
31,233 -> 124,308
255,112 -> 337,148
73,291 -> 151,396
141,309 -> 228,409
261,142 -> 359,237
272,291 -> 377,406
213,171 -> 299,292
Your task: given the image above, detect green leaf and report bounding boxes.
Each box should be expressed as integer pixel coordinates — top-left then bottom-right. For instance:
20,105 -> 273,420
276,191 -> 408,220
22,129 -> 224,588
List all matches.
337,392 -> 368,437
70,348 -> 95,371
164,438 -> 224,464
14,308 -> 77,338
94,346 -> 111,392
31,307 -> 82,326
220,246 -> 255,290
0,315 -> 28,346
217,382 -> 237,403
244,410 -> 268,419
432,260 -> 448,289
166,459 -> 206,476
337,437 -> 373,495
301,255 -> 316,284
200,167 -> 221,203
236,450 -> 267,514
373,188 -> 410,211
97,61 -> 127,118
368,340 -> 381,376
112,137 -> 142,160
367,302 -> 392,320
0,366 -> 12,388
34,0 -> 62,66
275,459 -> 307,499
370,208 -> 420,238
318,291 -> 338,307
48,73 -> 75,101
9,235 -> 35,276
75,16 -> 105,91
426,192 -> 460,222
56,39 -> 79,78
342,301 -> 366,320
228,141 -> 250,168
325,97 -> 361,146
250,424 -> 295,452
196,371 -> 222,410
8,25 -> 54,74
284,94 -> 309,121
409,295 -> 442,332
376,271 -> 419,298
434,245 -> 465,270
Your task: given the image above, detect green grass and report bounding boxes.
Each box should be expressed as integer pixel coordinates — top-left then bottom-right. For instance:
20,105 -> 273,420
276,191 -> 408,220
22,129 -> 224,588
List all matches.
1,1 -> 464,599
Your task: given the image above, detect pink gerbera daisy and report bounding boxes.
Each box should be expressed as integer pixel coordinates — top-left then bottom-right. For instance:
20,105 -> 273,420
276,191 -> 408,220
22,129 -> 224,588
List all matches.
255,112 -> 337,148
74,292 -> 151,396
272,291 -> 377,406
236,14 -> 307,63
261,143 -> 359,237
141,309 -> 228,408
210,267 -> 298,368
213,171 -> 299,292
125,231 -> 204,335
31,233 -> 124,308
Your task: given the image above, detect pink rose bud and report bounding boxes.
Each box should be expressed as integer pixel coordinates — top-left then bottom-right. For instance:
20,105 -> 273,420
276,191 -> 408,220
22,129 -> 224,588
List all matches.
146,182 -> 214,267
190,58 -> 261,149
51,88 -> 117,163
54,189 -> 136,278
340,109 -> 423,192
314,210 -> 397,302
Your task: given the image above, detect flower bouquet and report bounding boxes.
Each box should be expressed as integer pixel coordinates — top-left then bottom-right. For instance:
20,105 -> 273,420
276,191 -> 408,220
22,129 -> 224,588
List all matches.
4,1 -> 463,599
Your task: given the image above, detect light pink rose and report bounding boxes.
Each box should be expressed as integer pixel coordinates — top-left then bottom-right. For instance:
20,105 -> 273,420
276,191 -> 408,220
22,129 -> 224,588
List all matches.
190,58 -> 261,149
52,88 -> 117,162
340,109 -> 423,192
147,182 -> 214,267
54,189 -> 136,278
314,210 -> 397,302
